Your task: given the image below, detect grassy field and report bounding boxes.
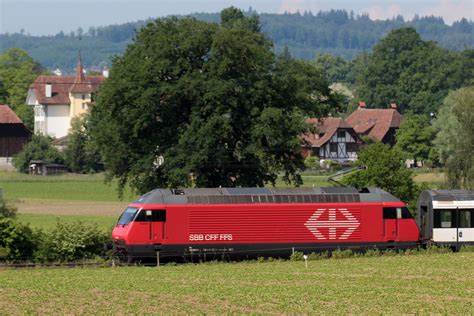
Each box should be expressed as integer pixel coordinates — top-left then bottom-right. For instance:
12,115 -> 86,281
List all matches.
0,253 -> 472,314
17,213 -> 116,231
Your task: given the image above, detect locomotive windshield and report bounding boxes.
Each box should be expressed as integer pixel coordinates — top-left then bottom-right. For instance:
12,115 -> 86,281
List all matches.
117,207 -> 138,225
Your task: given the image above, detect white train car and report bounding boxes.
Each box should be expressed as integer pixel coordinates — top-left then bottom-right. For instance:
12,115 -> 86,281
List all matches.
418,190 -> 474,250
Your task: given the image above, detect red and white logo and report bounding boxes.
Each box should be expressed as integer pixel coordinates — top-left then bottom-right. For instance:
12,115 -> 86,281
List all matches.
305,208 -> 360,240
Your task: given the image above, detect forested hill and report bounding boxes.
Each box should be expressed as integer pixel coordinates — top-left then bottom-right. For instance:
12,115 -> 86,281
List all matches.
1,9 -> 473,71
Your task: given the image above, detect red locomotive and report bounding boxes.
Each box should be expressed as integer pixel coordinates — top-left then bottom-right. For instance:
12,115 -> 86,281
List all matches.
112,187 -> 420,262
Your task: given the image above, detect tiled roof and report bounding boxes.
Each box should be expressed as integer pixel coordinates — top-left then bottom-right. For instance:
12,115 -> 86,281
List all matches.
345,108 -> 403,142
31,75 -> 104,105
301,117 -> 352,147
0,104 -> 23,124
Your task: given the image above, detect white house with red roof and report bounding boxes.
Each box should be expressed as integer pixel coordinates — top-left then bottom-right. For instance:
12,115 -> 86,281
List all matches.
345,102 -> 403,145
26,57 -> 104,138
301,117 -> 364,163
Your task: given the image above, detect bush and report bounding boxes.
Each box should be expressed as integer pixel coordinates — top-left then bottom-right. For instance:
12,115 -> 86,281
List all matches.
423,245 -> 452,254
13,134 -> 65,173
35,220 -> 109,262
0,218 -> 37,262
304,156 -> 320,170
0,198 -> 17,219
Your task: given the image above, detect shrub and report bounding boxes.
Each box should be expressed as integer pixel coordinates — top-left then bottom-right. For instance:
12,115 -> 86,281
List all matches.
13,134 -> 65,173
423,245 -> 452,254
0,198 -> 17,219
35,220 -> 109,262
304,156 -> 320,170
0,218 -> 37,262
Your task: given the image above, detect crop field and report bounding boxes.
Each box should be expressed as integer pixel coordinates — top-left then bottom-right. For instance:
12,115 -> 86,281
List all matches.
0,253 -> 472,314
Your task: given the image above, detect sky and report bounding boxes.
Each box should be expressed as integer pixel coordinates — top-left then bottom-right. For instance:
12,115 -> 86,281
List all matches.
1,0 -> 473,36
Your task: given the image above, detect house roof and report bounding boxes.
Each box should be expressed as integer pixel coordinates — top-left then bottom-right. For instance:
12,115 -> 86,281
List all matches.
301,117 -> 352,147
0,104 -> 23,124
345,108 -> 403,142
30,59 -> 104,105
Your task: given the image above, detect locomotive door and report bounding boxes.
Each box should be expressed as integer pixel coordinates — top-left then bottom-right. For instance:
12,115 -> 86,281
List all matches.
383,207 -> 398,241
148,210 -> 166,243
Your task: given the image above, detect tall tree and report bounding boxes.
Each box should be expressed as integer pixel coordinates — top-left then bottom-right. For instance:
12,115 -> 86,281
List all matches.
64,115 -> 103,173
343,143 -> 420,209
394,115 -> 438,166
433,86 -> 474,189
0,48 -> 42,129
90,9 -> 340,194
356,28 -> 470,115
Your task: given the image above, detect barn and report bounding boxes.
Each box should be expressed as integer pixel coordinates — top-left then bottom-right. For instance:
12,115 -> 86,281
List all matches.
0,104 -> 32,157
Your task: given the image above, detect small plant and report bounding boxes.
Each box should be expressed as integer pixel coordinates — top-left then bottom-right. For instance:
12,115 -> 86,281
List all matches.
290,251 -> 304,261
423,245 -> 452,254
364,248 -> 381,257
307,251 -> 329,260
382,249 -> 398,256
459,245 -> 474,253
331,249 -> 353,259
257,256 -> 265,263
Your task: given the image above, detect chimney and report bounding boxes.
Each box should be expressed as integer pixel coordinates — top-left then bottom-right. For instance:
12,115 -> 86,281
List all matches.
358,101 -> 366,108
45,83 -> 52,98
390,103 -> 397,109
102,66 -> 109,78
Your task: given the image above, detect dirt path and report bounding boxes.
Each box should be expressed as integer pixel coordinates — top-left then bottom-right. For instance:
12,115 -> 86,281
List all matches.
16,199 -> 129,217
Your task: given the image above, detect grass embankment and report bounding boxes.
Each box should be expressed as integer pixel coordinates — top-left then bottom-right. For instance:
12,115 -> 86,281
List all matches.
0,253 -> 472,314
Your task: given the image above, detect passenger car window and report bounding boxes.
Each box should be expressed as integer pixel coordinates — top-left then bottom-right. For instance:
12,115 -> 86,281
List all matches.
460,210 -> 473,228
434,210 -> 454,228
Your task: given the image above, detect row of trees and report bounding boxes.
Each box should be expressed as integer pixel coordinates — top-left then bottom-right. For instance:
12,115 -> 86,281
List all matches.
1,9 -> 472,70
6,8 -> 474,209
314,27 -> 473,116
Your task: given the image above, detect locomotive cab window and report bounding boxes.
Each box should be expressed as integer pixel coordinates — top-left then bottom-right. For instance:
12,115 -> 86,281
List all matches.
134,210 -> 166,222
117,207 -> 138,225
383,207 -> 413,219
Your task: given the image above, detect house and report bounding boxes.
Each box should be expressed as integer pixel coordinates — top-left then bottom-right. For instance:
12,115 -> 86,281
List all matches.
301,117 -> 364,163
0,104 -> 32,157
345,102 -> 403,145
26,56 -> 105,138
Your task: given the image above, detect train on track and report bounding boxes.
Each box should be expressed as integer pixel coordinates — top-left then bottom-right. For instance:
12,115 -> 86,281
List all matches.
111,187 -> 474,262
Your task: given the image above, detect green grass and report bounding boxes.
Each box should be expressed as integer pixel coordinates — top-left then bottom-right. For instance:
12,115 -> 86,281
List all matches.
16,213 -> 116,231
0,171 -> 135,202
0,253 -> 472,314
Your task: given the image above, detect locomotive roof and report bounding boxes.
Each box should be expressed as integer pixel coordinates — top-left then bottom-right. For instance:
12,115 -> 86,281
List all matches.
419,189 -> 474,202
133,187 -> 402,205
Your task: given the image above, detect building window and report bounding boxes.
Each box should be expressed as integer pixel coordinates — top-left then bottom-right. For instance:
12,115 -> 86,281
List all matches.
329,143 -> 337,153
346,143 -> 358,153
82,94 -> 86,100
337,130 -> 345,139
82,103 -> 86,110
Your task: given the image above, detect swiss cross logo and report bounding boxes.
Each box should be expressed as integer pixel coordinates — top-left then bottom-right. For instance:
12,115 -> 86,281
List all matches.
305,208 -> 360,240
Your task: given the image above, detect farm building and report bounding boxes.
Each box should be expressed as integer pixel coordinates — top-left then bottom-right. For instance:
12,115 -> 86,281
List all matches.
29,160 -> 67,176
301,117 -> 364,163
0,104 -> 32,157
345,102 -> 403,145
